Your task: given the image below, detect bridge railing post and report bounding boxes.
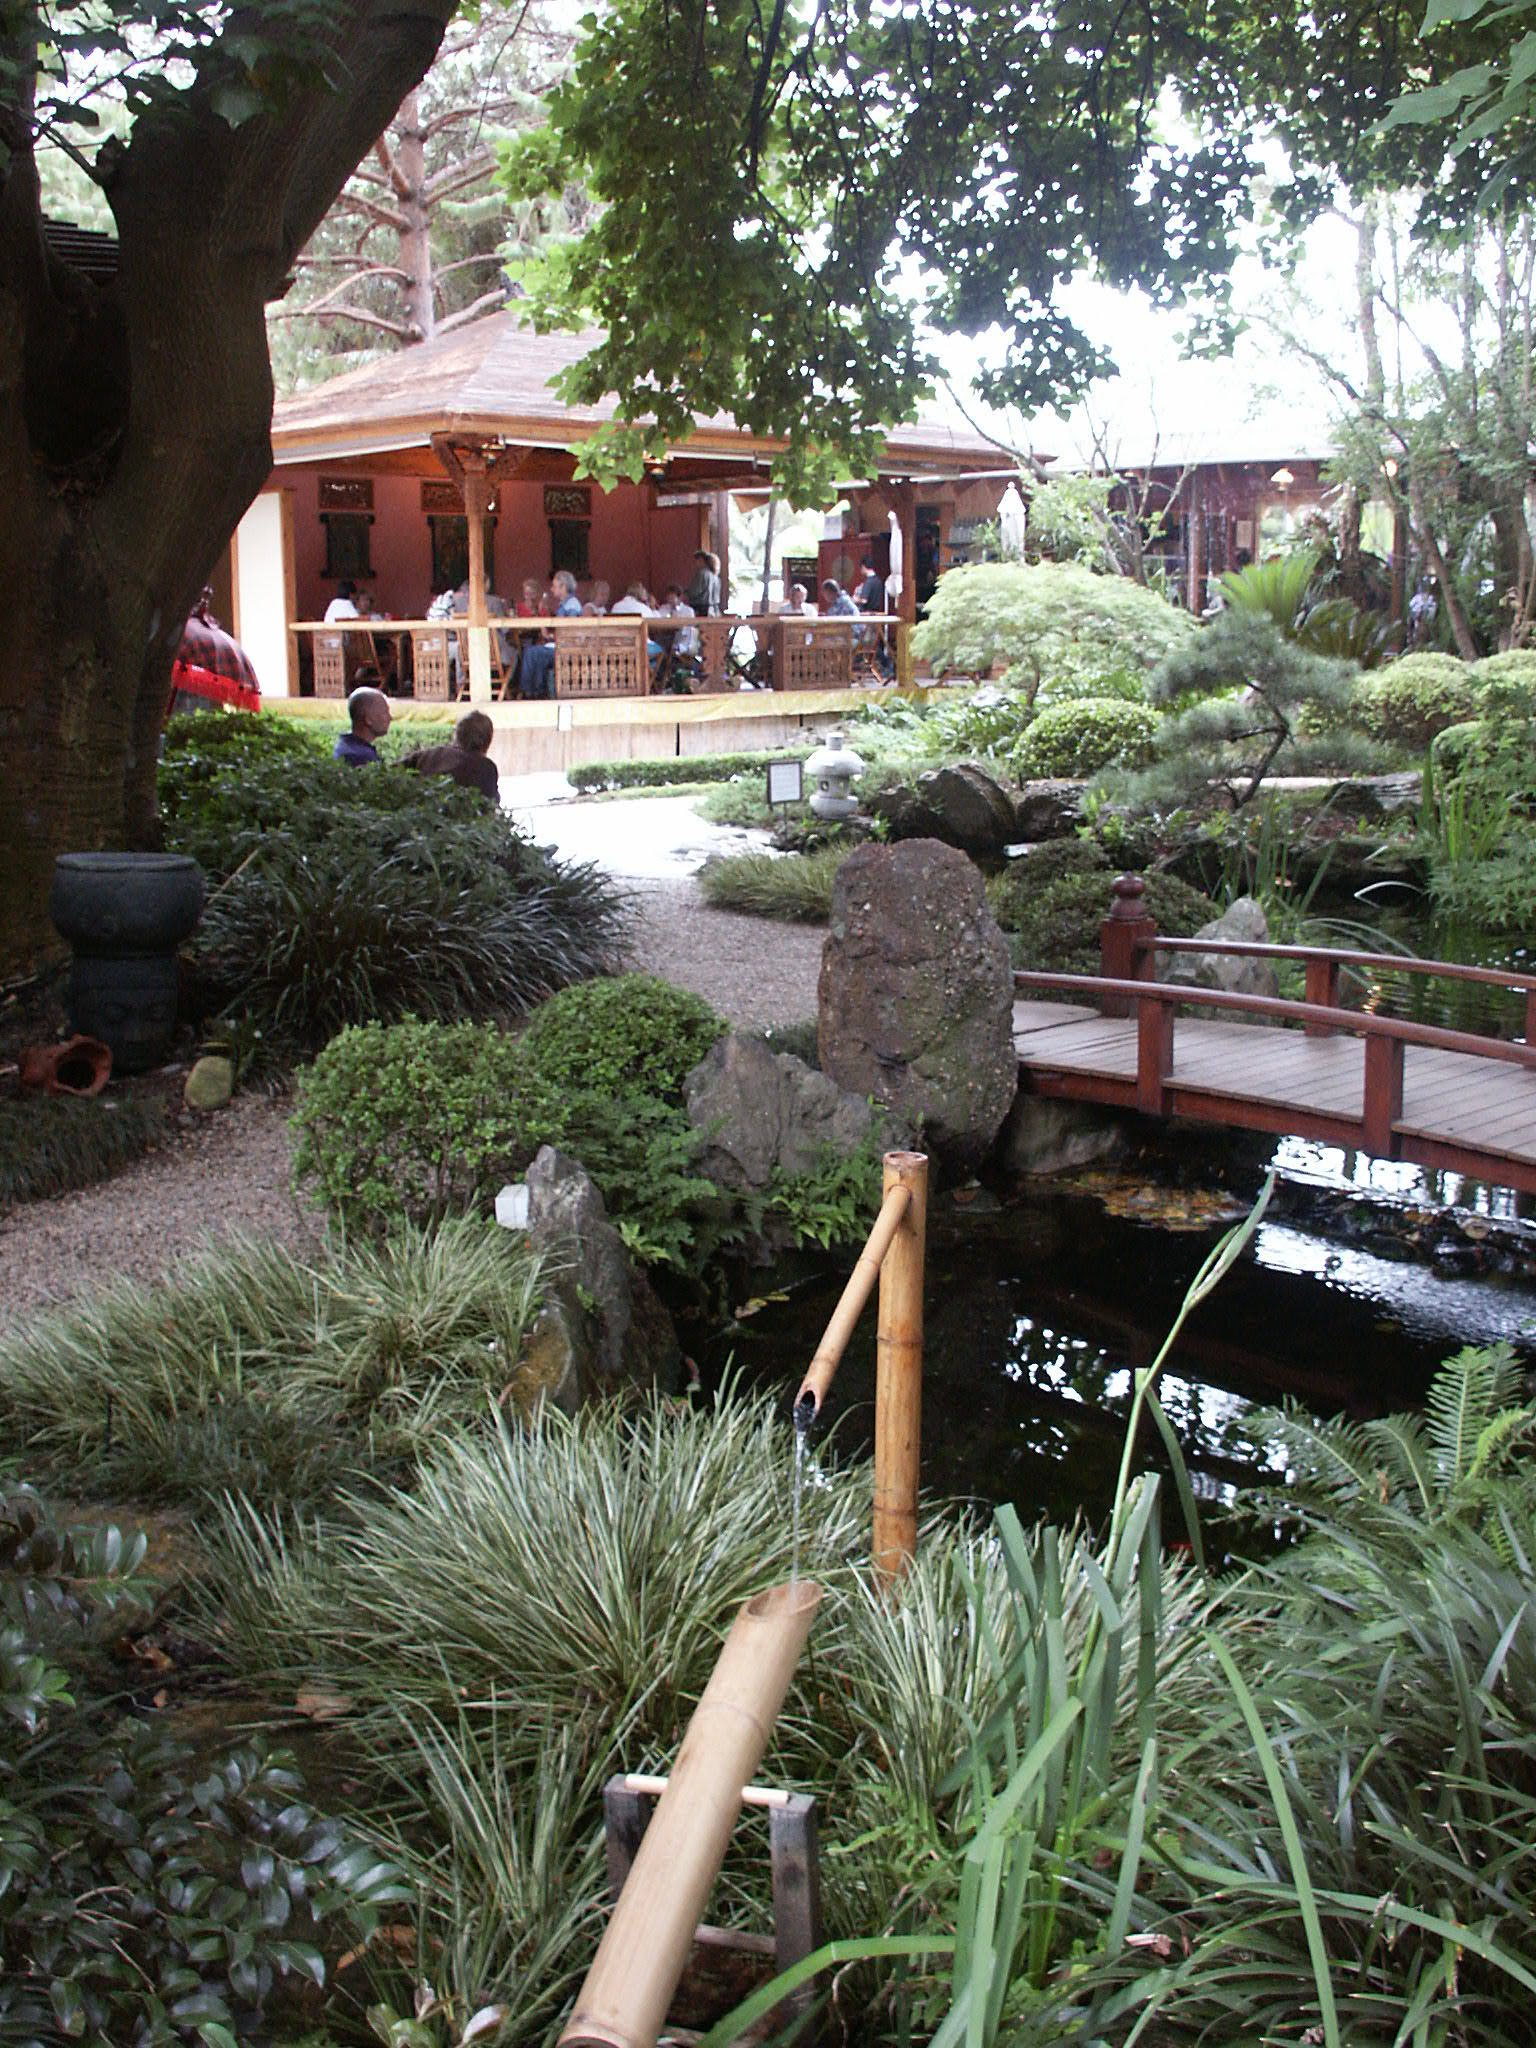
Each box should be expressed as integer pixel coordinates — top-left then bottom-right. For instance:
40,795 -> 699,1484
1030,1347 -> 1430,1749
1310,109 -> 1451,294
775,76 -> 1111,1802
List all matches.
1304,956 -> 1341,1037
1136,994 -> 1173,1113
1526,985 -> 1536,1048
1101,874 -> 1157,1018
1362,1033 -> 1405,1154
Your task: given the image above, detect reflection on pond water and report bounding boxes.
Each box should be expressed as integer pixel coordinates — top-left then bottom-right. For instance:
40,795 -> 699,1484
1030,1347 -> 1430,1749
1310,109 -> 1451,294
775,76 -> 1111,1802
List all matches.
703,1161 -> 1536,1539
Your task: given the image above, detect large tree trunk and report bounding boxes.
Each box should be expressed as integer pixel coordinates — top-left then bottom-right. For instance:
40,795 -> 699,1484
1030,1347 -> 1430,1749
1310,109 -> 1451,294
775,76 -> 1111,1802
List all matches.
0,3 -> 456,975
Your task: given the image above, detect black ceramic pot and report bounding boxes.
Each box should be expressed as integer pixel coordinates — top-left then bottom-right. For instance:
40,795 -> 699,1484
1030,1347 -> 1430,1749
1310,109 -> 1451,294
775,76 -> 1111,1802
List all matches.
50,853 -> 205,1073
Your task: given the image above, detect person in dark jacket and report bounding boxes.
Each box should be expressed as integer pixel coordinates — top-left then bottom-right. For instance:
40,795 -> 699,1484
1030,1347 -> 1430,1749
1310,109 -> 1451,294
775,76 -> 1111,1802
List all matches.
334,685 -> 391,764
403,708 -> 499,806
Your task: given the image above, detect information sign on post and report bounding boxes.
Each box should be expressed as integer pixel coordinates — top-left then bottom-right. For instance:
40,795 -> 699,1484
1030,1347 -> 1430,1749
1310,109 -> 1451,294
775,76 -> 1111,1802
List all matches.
766,759 -> 804,811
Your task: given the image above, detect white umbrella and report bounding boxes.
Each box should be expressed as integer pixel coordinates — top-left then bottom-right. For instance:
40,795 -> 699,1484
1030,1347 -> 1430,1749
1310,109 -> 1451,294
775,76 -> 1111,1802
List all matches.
886,510 -> 903,599
999,481 -> 1026,558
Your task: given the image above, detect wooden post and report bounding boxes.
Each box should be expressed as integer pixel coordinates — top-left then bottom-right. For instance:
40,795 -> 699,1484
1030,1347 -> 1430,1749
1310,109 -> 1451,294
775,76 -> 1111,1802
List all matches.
1304,956 -> 1341,1037
1100,875 -> 1157,1018
1361,1032 -> 1405,1155
1136,998 -> 1173,1115
602,1779 -> 651,1901
1525,983 -> 1536,1050
464,459 -> 493,704
873,1150 -> 927,1582
895,620 -> 913,690
770,1796 -> 824,2021
560,1581 -> 823,2048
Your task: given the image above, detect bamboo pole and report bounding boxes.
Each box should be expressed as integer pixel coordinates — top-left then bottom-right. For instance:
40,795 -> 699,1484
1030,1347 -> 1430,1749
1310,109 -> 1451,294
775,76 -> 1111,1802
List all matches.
872,1150 -> 927,1581
559,1580 -> 823,2048
794,1180 -> 912,1421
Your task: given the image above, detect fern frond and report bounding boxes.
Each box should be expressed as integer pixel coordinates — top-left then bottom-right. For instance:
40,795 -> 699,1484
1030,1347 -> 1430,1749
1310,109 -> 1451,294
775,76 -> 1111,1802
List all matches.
1427,1345 -> 1524,1492
1250,1402 -> 1380,1498
1465,1407 -> 1536,1492
1359,1414 -> 1435,1515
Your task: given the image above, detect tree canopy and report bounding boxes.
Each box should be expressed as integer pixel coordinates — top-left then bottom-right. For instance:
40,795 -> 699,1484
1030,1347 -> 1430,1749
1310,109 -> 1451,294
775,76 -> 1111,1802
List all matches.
500,0 -> 1536,499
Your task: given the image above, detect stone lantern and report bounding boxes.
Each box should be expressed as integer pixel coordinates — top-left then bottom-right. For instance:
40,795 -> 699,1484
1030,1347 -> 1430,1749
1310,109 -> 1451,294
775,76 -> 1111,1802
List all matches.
805,730 -> 864,820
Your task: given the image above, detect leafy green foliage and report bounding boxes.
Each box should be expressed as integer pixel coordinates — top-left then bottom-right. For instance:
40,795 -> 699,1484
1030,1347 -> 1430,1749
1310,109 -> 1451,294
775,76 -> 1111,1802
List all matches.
291,1004 -> 736,1268
1418,663 -> 1536,932
1011,698 -> 1158,779
991,859 -> 1213,976
765,1138 -> 886,1250
514,974 -> 725,1104
697,847 -> 846,921
0,1223 -> 544,1508
1,1482 -> 406,2048
566,749 -> 809,793
911,562 -> 1195,706
1344,651 -> 1482,748
164,748 -> 627,1058
0,1094 -> 168,1209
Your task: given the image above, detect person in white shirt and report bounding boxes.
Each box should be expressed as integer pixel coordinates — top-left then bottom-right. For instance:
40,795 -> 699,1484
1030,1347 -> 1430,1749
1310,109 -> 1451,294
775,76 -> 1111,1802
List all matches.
610,582 -> 653,616
323,580 -> 360,623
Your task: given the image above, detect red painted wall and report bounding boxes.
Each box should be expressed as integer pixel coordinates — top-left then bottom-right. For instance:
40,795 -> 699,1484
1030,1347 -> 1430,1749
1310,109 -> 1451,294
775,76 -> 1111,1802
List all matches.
284,465 -> 703,620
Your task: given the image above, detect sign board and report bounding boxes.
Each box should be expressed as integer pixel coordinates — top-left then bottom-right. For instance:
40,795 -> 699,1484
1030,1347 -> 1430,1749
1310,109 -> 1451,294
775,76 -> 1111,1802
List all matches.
766,758 -> 804,808
655,490 -> 713,507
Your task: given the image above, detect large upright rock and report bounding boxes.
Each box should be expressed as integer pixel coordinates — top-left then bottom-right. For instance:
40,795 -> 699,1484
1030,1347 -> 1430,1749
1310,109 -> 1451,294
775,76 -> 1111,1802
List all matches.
1158,895 -> 1279,1013
869,762 -> 1017,858
819,839 -> 1017,1164
523,1147 -> 680,1408
684,1033 -> 893,1191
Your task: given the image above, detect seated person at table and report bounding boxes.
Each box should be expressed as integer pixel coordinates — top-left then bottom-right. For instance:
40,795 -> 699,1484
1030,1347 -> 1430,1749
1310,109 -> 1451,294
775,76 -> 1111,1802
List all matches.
517,578 -> 542,617
588,579 -> 612,613
820,577 -> 859,616
610,582 -> 652,615
518,571 -> 582,698
324,579 -> 360,623
784,582 -> 809,614
403,708 -> 499,807
334,684 -> 390,765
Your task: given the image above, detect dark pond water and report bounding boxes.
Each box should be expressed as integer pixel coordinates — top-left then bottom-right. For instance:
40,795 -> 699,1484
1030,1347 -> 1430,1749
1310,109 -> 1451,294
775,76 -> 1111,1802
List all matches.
699,1144 -> 1536,1540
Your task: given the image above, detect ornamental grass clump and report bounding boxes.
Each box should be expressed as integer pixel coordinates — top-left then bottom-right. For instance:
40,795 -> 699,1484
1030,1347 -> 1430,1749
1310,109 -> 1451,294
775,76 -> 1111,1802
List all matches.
697,845 -> 846,921
0,1220 -> 543,1508
0,1092 -> 168,1209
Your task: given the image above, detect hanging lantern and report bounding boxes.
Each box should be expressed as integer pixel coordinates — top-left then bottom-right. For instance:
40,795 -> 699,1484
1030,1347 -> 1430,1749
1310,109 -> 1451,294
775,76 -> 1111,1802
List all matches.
804,729 -> 865,820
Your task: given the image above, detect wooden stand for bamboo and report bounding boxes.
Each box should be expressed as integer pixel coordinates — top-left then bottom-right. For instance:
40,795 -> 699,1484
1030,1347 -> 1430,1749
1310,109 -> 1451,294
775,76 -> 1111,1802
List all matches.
559,1580 -> 823,2048
796,1150 -> 928,1582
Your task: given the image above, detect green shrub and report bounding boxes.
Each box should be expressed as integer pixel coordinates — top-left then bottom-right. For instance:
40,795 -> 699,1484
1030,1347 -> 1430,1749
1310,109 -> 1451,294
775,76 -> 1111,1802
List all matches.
0,1222 -> 544,1506
516,973 -> 725,1104
1012,697 -> 1158,778
1006,867 -> 1213,974
567,749 -> 809,793
986,837 -> 1109,931
184,807 -> 627,1057
1,1483 -> 404,2047
292,1008 -> 733,1266
1469,648 -> 1536,692
911,560 -> 1195,701
1352,651 -> 1479,748
0,1093 -> 168,1208
757,1017 -> 822,1065
697,846 -> 845,921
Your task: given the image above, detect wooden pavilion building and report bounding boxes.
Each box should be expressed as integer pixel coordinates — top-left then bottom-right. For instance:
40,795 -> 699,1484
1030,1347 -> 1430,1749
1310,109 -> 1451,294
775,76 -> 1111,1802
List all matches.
223,313 -> 1010,773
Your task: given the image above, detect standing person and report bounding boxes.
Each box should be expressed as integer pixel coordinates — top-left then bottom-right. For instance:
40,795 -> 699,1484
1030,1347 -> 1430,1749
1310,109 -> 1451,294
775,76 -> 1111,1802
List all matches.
686,550 -> 721,615
334,685 -> 391,764
403,709 -> 500,807
856,556 -> 884,613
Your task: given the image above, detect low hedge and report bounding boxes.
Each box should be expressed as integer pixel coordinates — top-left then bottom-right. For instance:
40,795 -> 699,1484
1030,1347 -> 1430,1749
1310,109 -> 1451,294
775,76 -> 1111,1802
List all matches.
1012,698 -> 1159,779
997,864 -> 1214,976
567,750 -> 810,793
0,1094 -> 169,1210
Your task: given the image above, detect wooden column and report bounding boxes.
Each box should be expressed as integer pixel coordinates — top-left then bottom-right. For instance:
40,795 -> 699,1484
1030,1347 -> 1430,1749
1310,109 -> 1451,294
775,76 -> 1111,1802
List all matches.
1362,1033 -> 1405,1155
1100,874 -> 1157,1017
873,1150 -> 927,1582
1188,472 -> 1206,616
1304,956 -> 1341,1037
464,457 -> 492,704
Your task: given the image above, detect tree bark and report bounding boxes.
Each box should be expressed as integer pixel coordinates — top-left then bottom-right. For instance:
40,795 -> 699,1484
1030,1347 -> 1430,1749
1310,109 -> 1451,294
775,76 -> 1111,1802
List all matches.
0,3 -> 457,973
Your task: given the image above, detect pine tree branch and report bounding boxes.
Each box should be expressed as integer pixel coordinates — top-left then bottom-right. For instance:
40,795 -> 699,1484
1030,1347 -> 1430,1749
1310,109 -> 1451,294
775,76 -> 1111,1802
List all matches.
437,288 -> 507,332
288,264 -> 412,309
424,147 -> 499,205
375,129 -> 414,202
270,302 -> 412,338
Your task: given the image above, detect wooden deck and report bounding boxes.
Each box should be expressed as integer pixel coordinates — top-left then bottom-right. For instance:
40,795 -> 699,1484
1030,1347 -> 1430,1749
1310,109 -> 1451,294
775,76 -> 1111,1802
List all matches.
1015,998 -> 1536,1194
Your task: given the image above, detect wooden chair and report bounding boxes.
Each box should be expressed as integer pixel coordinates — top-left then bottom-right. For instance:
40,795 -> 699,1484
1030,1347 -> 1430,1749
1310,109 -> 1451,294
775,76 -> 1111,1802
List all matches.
313,635 -> 347,699
453,625 -> 505,698
552,618 -> 649,697
774,618 -> 853,690
411,626 -> 453,702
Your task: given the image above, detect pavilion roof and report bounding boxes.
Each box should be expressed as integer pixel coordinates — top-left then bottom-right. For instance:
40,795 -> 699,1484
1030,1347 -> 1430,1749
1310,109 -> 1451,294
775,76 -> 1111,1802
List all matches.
270,312 -> 1005,475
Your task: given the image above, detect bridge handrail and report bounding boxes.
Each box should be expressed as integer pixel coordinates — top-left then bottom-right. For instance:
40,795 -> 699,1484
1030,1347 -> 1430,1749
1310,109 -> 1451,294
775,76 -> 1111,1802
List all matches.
1014,970 -> 1536,1071
1136,934 -> 1535,997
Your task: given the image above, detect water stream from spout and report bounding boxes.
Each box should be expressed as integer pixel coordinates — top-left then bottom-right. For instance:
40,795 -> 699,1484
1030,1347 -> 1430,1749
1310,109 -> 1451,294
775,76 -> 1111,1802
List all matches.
791,1403 -> 812,1588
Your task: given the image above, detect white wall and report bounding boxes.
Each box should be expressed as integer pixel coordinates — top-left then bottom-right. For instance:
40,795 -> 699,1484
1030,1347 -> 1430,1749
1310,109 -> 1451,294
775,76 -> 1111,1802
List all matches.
234,491 -> 293,697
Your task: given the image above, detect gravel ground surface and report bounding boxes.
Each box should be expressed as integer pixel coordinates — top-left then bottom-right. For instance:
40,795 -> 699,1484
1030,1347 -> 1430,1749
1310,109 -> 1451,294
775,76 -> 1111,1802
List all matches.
0,843 -> 823,1322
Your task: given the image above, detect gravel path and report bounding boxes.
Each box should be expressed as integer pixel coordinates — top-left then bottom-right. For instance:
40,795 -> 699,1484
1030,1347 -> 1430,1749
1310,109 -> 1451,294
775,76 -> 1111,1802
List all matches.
0,868 -> 822,1322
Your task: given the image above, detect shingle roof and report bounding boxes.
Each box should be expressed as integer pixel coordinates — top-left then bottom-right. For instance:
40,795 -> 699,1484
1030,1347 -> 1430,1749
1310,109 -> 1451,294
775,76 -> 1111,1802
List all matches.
271,311 -> 1003,471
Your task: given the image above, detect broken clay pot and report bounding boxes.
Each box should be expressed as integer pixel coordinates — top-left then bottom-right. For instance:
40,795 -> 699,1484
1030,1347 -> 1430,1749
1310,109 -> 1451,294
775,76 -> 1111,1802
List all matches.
17,1035 -> 113,1098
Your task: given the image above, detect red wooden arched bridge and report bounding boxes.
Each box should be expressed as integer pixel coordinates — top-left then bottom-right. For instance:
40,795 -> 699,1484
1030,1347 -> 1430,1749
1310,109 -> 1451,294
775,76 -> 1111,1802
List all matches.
1013,875 -> 1536,1196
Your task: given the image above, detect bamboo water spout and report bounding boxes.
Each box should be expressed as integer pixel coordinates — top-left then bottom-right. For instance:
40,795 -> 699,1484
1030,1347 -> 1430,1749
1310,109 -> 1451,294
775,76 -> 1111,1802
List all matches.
794,1150 -> 928,1580
559,1579 -> 823,2048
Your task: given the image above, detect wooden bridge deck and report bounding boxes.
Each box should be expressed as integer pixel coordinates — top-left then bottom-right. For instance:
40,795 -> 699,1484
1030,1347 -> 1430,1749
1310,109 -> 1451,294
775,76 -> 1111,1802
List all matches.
1014,998 -> 1536,1194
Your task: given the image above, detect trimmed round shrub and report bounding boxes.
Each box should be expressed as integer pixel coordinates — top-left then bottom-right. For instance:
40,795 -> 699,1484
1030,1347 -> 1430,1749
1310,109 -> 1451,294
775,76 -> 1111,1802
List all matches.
1006,868 -> 1214,976
1351,653 -> 1478,749
516,974 -> 726,1104
1012,698 -> 1159,779
1469,650 -> 1536,694
987,837 -> 1109,932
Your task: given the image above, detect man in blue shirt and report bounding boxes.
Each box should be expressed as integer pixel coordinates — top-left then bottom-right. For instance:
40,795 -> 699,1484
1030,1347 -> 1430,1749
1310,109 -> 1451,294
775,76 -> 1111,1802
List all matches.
518,571 -> 582,698
334,685 -> 391,764
820,578 -> 858,616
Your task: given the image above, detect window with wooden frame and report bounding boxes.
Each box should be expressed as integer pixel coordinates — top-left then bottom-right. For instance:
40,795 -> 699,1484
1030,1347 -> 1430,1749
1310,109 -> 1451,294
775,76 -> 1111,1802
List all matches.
319,478 -> 375,581
429,515 -> 496,594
